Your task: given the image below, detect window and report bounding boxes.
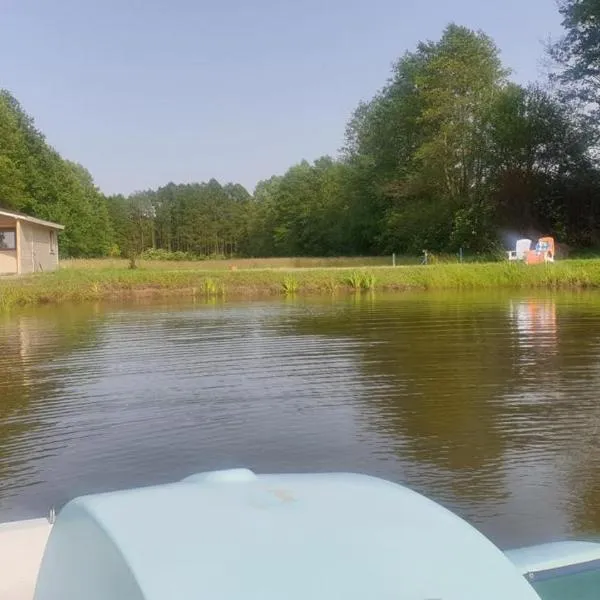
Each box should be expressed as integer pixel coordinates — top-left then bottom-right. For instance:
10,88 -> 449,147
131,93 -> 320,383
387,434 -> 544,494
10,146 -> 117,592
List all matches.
49,230 -> 56,254
0,228 -> 16,251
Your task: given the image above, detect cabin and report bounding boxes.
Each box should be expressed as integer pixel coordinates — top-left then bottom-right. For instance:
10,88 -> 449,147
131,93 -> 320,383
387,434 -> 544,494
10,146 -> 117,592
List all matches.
0,209 -> 64,275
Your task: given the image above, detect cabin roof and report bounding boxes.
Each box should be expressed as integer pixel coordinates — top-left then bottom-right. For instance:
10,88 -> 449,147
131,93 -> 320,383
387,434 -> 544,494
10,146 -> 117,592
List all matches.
0,208 -> 65,230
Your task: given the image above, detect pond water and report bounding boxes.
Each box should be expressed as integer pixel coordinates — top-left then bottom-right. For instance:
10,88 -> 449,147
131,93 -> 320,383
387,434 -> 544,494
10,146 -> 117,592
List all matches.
1,291 -> 600,549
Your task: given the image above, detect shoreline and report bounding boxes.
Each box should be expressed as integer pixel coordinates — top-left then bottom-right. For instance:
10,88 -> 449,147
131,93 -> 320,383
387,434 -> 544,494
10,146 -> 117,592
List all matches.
1,261 -> 600,311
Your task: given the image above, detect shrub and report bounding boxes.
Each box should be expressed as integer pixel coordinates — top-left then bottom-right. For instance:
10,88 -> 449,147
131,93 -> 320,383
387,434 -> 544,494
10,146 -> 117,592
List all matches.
140,248 -> 198,261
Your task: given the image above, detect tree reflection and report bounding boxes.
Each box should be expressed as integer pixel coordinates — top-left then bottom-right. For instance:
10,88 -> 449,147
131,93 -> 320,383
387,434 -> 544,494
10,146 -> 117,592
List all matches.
291,291 -> 600,541
0,305 -> 104,502
289,294 -> 521,504
289,292 -> 600,520
4,293 -> 600,542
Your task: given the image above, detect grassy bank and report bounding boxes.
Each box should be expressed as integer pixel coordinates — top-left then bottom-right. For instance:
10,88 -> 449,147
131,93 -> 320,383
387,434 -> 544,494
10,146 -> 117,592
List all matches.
2,259 -> 600,311
60,256 -> 399,271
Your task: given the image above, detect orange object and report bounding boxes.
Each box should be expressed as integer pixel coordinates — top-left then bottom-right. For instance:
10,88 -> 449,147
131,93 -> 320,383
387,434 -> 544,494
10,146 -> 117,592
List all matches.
538,237 -> 555,259
526,237 -> 555,264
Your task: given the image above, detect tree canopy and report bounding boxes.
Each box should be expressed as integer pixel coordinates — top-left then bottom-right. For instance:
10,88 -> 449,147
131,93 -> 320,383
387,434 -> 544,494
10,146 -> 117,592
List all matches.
0,91 -> 113,256
550,0 -> 600,112
2,12 -> 600,258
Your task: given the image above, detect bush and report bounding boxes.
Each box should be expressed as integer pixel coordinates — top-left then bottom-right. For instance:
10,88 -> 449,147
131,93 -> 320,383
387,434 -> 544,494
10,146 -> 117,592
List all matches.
140,248 -> 199,261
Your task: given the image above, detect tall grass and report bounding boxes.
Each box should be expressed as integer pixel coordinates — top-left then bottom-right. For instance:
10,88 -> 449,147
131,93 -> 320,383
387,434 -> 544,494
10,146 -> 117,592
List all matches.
345,271 -> 376,291
203,278 -> 218,296
324,278 -> 339,294
281,276 -> 299,295
360,272 -> 377,291
2,260 -> 600,311
345,271 -> 363,290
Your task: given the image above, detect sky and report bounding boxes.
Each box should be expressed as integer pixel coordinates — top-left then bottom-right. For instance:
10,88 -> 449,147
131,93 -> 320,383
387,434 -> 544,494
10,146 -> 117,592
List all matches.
0,0 -> 564,196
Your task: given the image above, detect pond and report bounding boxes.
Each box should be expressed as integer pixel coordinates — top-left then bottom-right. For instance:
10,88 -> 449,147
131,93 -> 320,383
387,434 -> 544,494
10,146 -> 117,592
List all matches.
1,290 -> 600,550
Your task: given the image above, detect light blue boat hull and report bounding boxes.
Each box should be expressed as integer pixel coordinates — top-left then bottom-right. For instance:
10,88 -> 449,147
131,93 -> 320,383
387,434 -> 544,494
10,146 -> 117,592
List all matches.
31,468 -> 600,600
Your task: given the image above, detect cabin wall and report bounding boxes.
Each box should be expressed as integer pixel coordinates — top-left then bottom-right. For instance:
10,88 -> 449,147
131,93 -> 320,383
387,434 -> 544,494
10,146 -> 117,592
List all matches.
19,221 -> 59,274
0,217 -> 17,274
0,251 -> 17,274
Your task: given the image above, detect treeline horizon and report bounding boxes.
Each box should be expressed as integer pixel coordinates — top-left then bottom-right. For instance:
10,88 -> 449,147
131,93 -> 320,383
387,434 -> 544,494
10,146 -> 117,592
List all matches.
2,1 -> 600,259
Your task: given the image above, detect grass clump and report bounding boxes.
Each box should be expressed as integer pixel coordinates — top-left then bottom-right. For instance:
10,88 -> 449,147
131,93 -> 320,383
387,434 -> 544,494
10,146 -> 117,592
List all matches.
281,276 -> 299,295
345,271 -> 376,291
324,278 -> 339,294
360,272 -> 376,290
345,271 -> 363,290
140,248 -> 201,261
203,278 -> 218,296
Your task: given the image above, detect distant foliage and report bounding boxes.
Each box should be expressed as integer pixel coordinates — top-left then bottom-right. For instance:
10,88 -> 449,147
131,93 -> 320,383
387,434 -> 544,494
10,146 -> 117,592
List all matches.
2,13 -> 600,259
0,91 -> 113,257
106,181 -> 252,260
244,23 -> 600,256
139,248 -> 198,261
550,0 -> 600,112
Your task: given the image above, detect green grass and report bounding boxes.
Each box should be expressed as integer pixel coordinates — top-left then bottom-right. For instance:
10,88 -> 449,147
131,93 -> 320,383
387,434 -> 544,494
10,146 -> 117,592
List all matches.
281,276 -> 299,295
60,255 -> 397,271
2,259 -> 600,311
345,271 -> 363,290
345,271 -> 377,291
360,272 -> 377,291
202,278 -> 223,296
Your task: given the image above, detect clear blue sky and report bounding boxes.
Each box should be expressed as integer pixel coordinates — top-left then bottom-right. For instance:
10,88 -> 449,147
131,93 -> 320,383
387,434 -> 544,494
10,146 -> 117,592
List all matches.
1,0 -> 563,196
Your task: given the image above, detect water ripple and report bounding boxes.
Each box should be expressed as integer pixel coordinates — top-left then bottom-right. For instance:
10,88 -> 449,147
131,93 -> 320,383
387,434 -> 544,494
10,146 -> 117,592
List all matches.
2,294 -> 600,548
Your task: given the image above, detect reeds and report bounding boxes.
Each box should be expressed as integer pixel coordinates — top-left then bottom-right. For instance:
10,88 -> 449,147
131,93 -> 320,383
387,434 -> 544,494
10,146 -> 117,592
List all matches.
345,271 -> 376,291
281,276 -> 299,295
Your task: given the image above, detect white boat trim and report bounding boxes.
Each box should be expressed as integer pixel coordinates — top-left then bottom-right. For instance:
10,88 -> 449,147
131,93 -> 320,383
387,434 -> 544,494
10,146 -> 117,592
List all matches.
506,541 -> 600,576
0,518 -> 52,600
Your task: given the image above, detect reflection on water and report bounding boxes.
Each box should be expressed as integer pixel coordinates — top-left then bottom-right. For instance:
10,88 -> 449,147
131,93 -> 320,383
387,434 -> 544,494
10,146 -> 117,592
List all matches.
511,299 -> 557,339
511,299 -> 558,358
1,292 -> 600,549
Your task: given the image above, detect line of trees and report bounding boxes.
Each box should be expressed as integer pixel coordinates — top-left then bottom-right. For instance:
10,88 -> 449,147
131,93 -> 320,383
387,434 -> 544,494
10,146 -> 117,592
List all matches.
106,181 -> 252,260
2,2 -> 600,258
0,91 -> 113,257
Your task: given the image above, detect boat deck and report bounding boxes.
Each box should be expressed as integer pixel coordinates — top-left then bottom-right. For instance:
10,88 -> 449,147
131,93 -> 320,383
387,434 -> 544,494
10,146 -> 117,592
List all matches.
0,519 -> 51,600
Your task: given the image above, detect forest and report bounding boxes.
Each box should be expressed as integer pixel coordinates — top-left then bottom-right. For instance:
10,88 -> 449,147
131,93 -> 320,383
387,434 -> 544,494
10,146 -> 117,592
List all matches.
1,1 -> 600,259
